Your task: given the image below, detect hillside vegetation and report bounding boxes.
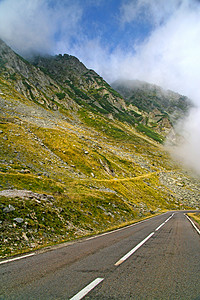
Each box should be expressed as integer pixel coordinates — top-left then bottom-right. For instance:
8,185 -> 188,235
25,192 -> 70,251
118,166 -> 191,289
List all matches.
0,39 -> 199,258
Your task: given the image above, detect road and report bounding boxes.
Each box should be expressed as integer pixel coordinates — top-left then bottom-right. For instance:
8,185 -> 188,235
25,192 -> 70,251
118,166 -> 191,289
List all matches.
0,211 -> 199,299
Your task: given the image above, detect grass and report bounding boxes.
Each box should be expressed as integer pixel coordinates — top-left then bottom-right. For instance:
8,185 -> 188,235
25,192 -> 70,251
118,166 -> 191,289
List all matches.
136,123 -> 164,144
187,212 -> 200,226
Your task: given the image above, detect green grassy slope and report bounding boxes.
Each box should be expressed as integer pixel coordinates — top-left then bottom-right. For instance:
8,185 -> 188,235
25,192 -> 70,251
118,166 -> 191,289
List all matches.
0,41 -> 200,258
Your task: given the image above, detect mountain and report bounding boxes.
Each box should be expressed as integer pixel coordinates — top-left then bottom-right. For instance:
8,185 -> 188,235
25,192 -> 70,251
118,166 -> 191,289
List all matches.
31,55 -> 135,127
112,79 -> 192,137
0,39 -> 199,258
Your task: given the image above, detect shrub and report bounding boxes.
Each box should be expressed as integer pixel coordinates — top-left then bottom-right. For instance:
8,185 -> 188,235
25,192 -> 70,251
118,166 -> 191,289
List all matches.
55,92 -> 66,100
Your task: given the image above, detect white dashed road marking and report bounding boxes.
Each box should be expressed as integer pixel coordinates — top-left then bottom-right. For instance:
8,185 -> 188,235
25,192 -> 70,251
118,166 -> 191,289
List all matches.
115,213 -> 174,266
70,278 -> 104,300
115,232 -> 155,266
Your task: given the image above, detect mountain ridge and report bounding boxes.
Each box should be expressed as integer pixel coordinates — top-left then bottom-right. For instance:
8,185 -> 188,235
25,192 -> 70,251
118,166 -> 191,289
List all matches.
112,79 -> 192,136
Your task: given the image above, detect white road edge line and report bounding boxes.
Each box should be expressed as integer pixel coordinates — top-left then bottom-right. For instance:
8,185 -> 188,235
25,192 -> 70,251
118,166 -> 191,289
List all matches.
0,252 -> 36,265
185,214 -> 200,235
70,278 -> 104,300
115,232 -> 155,266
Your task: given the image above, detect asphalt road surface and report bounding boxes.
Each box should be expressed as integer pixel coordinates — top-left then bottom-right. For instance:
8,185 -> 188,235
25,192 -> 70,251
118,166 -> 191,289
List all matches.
0,211 -> 200,299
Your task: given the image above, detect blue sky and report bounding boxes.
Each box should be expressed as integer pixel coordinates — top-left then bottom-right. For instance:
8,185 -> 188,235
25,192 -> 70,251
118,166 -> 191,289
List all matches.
59,0 -> 153,53
0,0 -> 157,58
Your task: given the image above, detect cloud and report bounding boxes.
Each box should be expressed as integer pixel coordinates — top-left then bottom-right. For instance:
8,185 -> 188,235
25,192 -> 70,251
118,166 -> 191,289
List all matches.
120,0 -> 183,26
170,107 -> 200,175
120,6 -> 200,104
0,0 -> 82,57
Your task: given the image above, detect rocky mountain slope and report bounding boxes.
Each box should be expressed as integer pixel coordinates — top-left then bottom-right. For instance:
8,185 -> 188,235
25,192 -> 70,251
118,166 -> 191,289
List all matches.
112,79 -> 192,137
0,39 -> 199,258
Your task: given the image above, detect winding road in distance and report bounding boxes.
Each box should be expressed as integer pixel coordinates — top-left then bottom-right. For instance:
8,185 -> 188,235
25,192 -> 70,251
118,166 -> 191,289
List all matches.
0,211 -> 200,299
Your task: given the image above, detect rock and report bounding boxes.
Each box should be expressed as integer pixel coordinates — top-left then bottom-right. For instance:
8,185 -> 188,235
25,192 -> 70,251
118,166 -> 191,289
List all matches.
97,205 -> 106,212
99,188 -> 116,194
20,169 -> 30,174
13,217 -> 24,223
0,189 -> 55,203
34,199 -> 41,204
22,232 -> 29,241
105,212 -> 114,218
3,204 -> 15,213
